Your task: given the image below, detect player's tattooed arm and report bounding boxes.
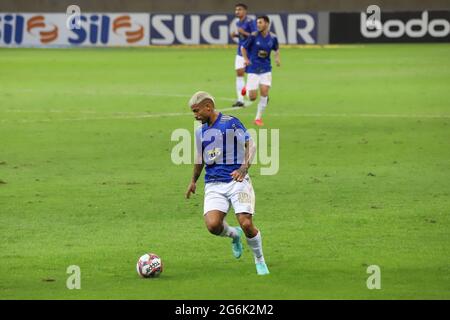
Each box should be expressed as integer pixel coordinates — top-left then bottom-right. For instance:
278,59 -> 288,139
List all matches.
231,140 -> 255,182
247,139 -> 257,165
186,163 -> 204,199
192,163 -> 204,183
274,50 -> 281,67
241,47 -> 251,66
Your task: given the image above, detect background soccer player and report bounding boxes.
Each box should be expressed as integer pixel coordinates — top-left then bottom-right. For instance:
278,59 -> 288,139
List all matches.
230,3 -> 256,108
241,15 -> 281,126
185,91 -> 269,275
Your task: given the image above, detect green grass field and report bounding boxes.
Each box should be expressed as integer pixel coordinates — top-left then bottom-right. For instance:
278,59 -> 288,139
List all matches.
0,44 -> 449,299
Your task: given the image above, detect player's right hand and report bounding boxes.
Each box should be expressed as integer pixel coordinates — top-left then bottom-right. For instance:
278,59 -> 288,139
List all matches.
185,182 -> 196,199
244,58 -> 251,66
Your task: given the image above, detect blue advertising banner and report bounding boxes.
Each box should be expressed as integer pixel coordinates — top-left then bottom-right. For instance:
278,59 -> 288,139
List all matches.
149,13 -> 318,45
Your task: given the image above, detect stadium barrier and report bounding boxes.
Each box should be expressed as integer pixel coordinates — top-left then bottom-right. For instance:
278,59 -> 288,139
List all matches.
0,11 -> 448,47
0,13 -> 319,47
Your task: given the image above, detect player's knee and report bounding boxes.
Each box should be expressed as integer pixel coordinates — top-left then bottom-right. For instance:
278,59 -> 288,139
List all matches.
236,69 -> 245,77
249,94 -> 257,101
239,219 -> 254,236
206,222 -> 223,235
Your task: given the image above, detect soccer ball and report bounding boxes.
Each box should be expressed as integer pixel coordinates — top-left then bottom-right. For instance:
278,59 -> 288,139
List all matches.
136,253 -> 163,278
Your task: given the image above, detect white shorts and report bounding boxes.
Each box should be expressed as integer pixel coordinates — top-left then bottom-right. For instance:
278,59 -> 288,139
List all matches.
246,72 -> 272,91
204,176 -> 255,215
235,54 -> 245,70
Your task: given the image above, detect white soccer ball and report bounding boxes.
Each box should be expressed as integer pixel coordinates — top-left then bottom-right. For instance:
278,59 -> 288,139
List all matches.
136,253 -> 163,278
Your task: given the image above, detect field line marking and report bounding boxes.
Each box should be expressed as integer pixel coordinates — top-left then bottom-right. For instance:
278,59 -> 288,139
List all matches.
2,111 -> 450,123
0,89 -> 236,102
3,90 -> 447,120
0,107 -> 242,123
269,113 -> 450,119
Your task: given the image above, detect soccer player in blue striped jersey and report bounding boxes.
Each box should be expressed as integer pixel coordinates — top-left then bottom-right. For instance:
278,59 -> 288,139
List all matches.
185,91 -> 270,275
230,3 -> 257,108
241,15 -> 281,126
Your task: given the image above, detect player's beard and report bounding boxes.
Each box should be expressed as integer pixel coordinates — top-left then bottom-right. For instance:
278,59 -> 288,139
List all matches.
196,117 -> 206,124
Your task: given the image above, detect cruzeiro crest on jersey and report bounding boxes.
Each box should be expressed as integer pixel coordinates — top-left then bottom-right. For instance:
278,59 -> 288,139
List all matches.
258,50 -> 269,58
197,113 -> 251,183
207,147 -> 222,162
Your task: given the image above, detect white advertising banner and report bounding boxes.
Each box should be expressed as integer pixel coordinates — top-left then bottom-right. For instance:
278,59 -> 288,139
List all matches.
0,13 -> 150,47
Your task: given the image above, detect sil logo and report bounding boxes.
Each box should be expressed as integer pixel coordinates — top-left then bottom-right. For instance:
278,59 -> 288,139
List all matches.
68,14 -> 145,44
112,15 -> 144,43
27,15 -> 58,44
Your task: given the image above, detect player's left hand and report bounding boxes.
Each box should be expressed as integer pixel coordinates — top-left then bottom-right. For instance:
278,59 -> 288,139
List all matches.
230,167 -> 248,182
276,59 -> 281,67
185,181 -> 196,199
